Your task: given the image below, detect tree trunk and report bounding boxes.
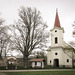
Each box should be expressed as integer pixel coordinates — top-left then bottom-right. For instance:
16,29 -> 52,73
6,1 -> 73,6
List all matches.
23,55 -> 28,68
0,53 -> 2,59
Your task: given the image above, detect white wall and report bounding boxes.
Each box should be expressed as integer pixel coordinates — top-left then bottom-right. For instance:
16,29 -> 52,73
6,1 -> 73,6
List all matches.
47,47 -> 73,67
32,61 -> 44,68
51,28 -> 64,47
47,48 -> 64,66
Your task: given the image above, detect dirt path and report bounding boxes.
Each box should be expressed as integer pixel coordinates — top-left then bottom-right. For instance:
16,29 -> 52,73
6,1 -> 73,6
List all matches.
0,69 -> 75,72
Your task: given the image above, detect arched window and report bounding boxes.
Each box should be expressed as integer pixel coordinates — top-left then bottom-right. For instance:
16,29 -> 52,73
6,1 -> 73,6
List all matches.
67,59 -> 69,63
55,37 -> 58,44
50,60 -> 51,63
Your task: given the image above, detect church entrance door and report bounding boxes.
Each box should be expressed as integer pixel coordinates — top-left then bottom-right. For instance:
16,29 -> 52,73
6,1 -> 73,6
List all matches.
54,59 -> 59,67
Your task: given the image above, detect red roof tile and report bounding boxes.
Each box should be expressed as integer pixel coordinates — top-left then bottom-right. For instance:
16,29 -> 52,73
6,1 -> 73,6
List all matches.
8,58 -> 16,61
54,10 -> 61,28
30,59 -> 44,62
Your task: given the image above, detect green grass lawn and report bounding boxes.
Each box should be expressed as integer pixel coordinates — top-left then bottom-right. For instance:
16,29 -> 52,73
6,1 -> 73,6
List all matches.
5,71 -> 75,75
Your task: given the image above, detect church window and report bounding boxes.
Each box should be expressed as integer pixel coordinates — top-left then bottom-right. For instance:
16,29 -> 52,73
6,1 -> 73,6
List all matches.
35,62 -> 37,65
50,60 -> 51,63
55,37 -> 58,44
55,30 -> 57,32
55,53 -> 58,55
67,59 -> 69,63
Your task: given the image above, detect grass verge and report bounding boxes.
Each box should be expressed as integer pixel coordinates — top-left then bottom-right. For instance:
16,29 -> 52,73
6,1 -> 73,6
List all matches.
5,71 -> 75,75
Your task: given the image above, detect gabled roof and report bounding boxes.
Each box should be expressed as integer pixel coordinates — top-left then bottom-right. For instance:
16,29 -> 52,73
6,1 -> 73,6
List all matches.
7,56 -> 16,60
8,58 -> 16,61
62,41 -> 74,50
47,41 -> 74,51
30,58 -> 44,62
54,9 -> 61,28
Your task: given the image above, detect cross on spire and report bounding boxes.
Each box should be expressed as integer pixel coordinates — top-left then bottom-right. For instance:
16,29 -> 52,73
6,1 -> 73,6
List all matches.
56,8 -> 58,12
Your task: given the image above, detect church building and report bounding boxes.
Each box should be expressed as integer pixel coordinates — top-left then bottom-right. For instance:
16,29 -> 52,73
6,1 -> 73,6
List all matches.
47,10 -> 75,68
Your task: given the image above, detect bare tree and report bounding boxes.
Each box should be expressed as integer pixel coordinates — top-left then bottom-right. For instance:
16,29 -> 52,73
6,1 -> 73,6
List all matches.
0,26 -> 11,58
72,21 -> 75,37
32,51 -> 47,58
10,7 -> 49,68
69,21 -> 75,68
69,21 -> 75,48
33,51 -> 47,61
0,16 -> 11,59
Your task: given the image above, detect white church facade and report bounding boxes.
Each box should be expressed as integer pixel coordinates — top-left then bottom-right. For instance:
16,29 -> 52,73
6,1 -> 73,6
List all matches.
47,10 -> 75,68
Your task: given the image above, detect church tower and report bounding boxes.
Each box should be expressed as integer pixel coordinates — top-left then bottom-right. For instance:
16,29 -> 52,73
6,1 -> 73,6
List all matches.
47,10 -> 75,68
51,10 -> 64,47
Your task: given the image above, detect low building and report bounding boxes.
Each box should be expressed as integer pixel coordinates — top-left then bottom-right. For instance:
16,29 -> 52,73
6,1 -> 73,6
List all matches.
7,56 -> 17,69
7,56 -> 16,64
30,58 -> 45,68
0,56 -> 18,69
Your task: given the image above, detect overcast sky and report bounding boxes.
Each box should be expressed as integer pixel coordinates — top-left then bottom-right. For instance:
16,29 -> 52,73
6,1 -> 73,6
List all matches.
0,0 -> 75,43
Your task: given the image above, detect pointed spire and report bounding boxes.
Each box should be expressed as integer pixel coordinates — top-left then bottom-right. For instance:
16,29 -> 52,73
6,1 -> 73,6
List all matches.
54,9 -> 61,28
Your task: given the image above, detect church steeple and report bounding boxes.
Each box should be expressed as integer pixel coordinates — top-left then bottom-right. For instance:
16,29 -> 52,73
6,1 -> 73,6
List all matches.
54,9 -> 61,28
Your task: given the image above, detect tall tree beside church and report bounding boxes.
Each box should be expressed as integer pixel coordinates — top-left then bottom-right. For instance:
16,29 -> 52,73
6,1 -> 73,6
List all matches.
10,6 -> 49,67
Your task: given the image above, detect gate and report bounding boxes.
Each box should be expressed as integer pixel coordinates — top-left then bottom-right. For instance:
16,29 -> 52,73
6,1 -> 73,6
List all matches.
8,63 -> 15,69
